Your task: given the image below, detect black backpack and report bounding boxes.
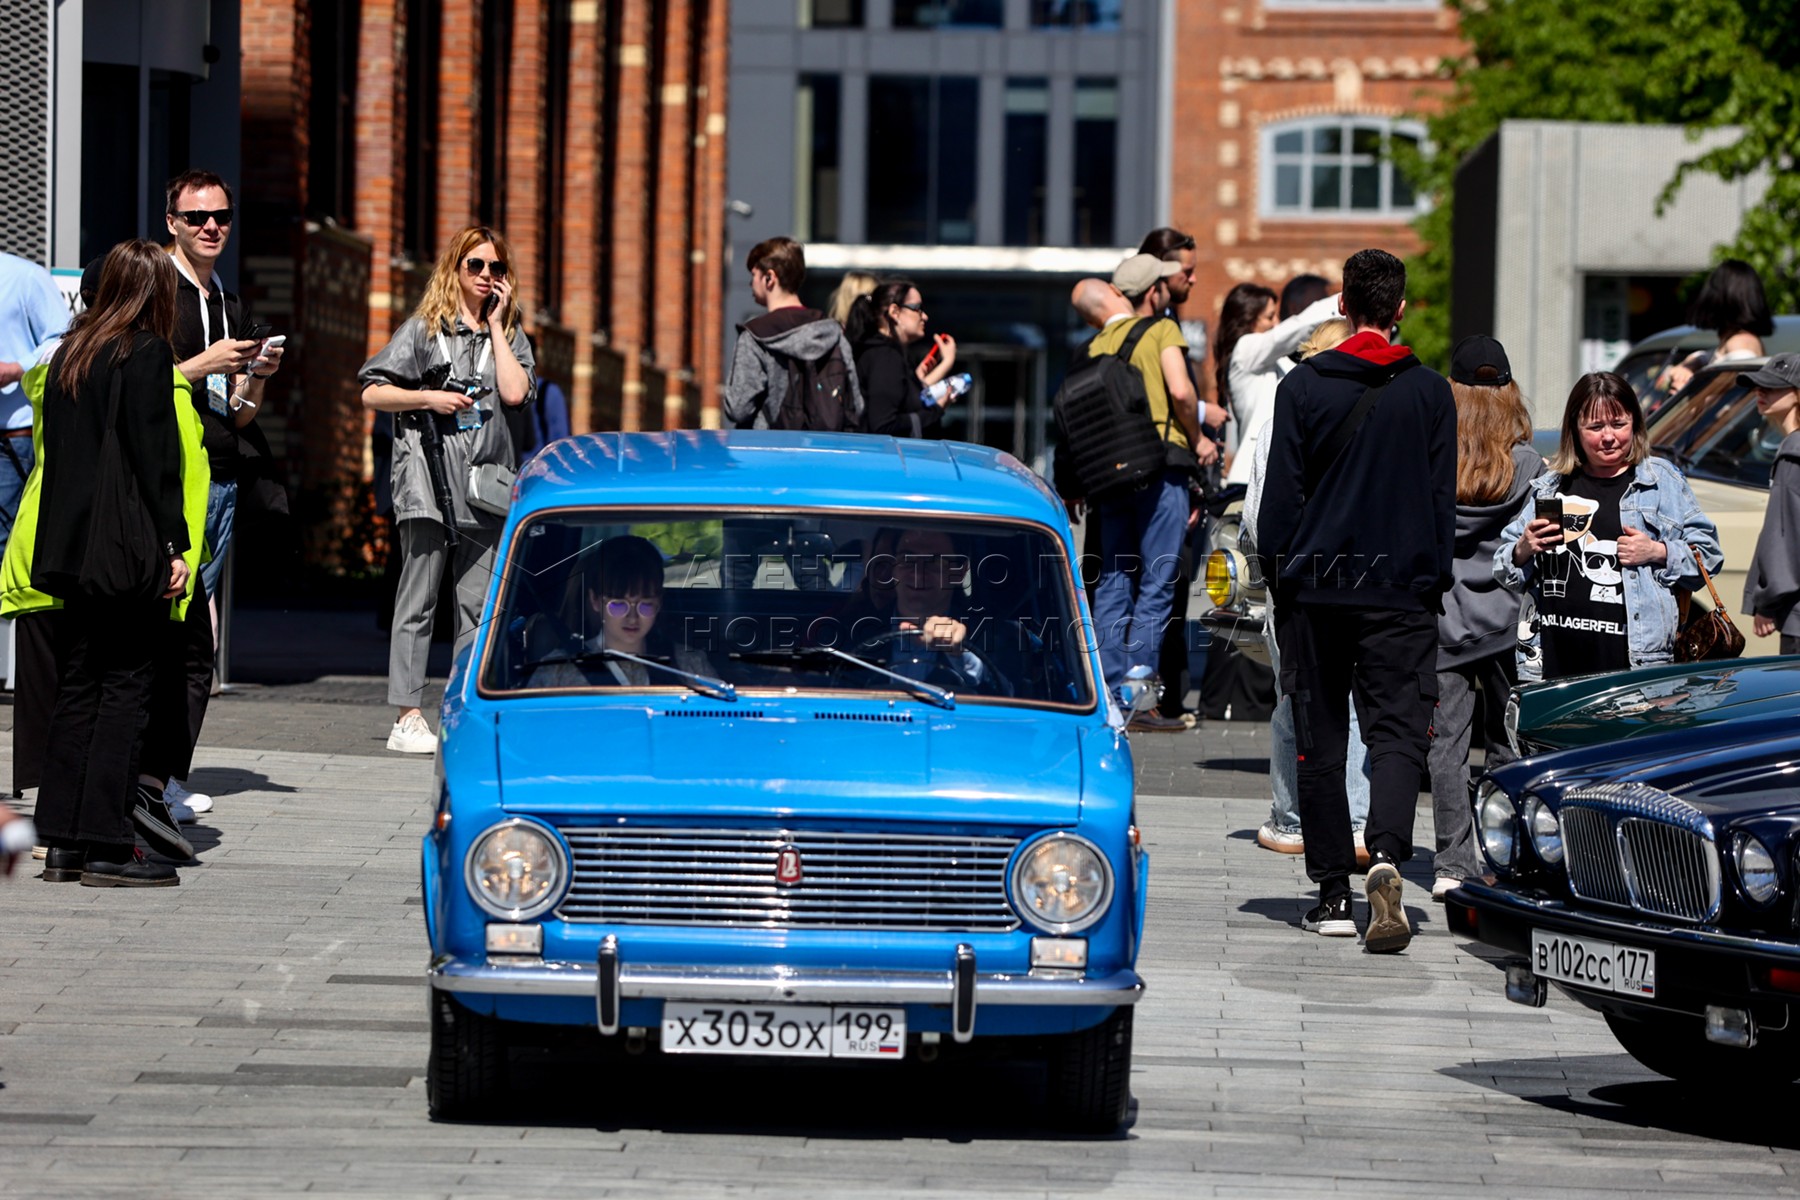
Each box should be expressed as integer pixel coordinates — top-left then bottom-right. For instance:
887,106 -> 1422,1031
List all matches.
775,343 -> 858,432
1051,318 -> 1170,500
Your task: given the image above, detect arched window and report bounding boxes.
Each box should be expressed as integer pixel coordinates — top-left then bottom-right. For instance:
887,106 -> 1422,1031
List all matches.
1260,116 -> 1427,218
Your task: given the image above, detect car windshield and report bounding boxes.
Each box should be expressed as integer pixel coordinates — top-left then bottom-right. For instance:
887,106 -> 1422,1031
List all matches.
479,509 -> 1095,709
1615,347 -> 1708,427
1649,373 -> 1780,490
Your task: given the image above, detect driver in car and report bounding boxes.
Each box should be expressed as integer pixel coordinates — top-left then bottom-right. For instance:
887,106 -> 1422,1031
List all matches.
526,534 -> 709,689
856,528 -> 1011,695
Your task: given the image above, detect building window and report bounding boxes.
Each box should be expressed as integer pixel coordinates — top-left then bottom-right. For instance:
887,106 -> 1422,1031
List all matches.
796,74 -> 841,243
1030,0 -> 1121,28
1003,78 -> 1048,246
1072,79 -> 1117,247
891,0 -> 1003,28
478,0 -> 514,227
1261,116 -> 1425,218
307,0 -> 359,225
402,0 -> 441,259
867,75 -> 978,245
801,0 -> 864,26
540,0 -> 571,318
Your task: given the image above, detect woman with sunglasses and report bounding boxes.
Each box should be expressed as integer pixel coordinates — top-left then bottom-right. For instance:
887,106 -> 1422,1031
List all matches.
525,535 -> 709,689
844,278 -> 958,438
361,225 -> 535,753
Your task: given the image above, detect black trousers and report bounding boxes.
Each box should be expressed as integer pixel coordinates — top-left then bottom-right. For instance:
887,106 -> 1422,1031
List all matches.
11,608 -> 63,796
35,595 -> 166,849
1273,602 -> 1438,901
140,575 -> 214,784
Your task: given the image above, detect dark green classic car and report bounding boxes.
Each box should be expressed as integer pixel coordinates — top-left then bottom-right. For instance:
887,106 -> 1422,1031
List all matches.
1508,656 -> 1800,758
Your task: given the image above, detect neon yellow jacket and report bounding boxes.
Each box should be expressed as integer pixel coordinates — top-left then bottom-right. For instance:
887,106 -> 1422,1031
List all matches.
1,362 -> 210,621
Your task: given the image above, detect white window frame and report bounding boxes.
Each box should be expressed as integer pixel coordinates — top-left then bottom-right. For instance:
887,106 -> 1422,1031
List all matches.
1259,115 -> 1429,221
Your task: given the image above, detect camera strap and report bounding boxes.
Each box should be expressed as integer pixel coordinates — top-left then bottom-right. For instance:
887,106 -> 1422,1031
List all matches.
436,329 -> 492,380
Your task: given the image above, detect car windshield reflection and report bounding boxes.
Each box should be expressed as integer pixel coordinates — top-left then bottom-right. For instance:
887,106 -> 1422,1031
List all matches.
1651,376 -> 1782,490
478,509 -> 1095,708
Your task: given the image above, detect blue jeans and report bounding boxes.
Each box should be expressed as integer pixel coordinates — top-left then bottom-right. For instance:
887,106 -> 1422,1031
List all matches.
1092,471 -> 1190,695
0,432 -> 34,559
199,479 -> 238,597
1265,619 -> 1370,834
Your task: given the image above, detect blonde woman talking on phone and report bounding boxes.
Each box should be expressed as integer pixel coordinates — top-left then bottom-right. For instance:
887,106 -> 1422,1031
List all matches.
360,225 -> 535,754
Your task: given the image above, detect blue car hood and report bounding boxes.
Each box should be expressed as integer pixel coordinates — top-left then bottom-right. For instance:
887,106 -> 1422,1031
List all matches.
492,704 -> 1086,825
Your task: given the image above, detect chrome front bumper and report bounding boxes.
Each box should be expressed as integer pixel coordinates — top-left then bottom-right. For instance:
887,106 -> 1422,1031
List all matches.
428,944 -> 1144,1042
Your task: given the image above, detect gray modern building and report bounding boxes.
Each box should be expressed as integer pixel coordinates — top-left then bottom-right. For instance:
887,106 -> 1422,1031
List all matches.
725,0 -> 1171,468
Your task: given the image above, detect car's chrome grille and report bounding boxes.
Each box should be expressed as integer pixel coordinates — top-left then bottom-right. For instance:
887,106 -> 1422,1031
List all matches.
1559,783 -> 1719,924
556,828 -> 1022,931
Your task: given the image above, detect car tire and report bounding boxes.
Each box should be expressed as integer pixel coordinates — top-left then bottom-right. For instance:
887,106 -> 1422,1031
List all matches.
1604,1010 -> 1800,1090
427,990 -> 509,1120
1045,1006 -> 1133,1132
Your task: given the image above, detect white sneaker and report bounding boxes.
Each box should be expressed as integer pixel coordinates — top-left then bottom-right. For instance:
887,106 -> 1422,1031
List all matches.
1256,822 -> 1305,854
1432,876 -> 1463,901
165,778 -> 213,815
387,713 -> 438,754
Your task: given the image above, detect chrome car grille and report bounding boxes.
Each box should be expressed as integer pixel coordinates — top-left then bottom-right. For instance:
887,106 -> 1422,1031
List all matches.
556,827 -> 1022,931
1559,783 -> 1719,923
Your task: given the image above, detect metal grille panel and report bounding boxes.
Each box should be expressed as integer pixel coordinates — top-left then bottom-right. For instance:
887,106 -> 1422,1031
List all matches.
557,828 -> 1022,931
0,0 -> 50,261
1561,806 -> 1630,907
1619,818 -> 1717,923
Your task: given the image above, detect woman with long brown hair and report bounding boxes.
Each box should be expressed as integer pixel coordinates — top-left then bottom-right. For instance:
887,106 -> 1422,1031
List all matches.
32,240 -> 192,887
360,225 -> 535,753
1428,336 -> 1544,898
1213,278 -> 1340,485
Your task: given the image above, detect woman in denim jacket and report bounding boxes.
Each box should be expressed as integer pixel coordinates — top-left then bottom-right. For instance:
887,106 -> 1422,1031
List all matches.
1494,372 -> 1722,683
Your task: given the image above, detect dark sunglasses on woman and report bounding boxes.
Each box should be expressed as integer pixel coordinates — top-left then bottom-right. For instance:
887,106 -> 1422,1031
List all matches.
464,257 -> 508,279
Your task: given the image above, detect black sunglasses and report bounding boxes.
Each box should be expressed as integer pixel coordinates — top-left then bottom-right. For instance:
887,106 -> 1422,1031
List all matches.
464,256 -> 509,279
173,208 -> 234,228
895,302 -> 925,313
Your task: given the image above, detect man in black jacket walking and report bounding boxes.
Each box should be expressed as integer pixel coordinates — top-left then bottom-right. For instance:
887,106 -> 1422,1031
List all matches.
1256,249 -> 1455,953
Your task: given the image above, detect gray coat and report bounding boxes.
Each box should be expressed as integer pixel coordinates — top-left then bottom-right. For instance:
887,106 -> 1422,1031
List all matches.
1744,429 -> 1800,636
1439,442 -> 1545,669
359,317 -> 535,526
723,308 -> 864,430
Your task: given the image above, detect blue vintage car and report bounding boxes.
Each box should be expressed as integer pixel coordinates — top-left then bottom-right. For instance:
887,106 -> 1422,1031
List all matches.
422,431 -> 1148,1129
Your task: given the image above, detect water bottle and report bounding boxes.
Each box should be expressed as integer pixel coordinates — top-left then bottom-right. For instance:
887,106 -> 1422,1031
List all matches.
921,373 -> 973,408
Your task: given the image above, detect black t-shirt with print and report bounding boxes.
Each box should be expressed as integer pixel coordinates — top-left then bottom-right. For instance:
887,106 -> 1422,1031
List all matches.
1537,468 -> 1633,679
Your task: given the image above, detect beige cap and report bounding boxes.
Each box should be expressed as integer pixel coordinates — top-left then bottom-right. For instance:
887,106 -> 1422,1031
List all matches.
1112,253 -> 1183,298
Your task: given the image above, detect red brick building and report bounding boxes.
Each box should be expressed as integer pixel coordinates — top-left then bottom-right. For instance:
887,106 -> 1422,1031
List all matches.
1172,2 -> 1463,326
235,0 -> 728,574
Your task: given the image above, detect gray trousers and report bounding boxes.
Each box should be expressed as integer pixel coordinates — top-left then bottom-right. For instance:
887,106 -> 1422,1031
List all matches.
388,516 -> 502,709
1427,652 -> 1517,881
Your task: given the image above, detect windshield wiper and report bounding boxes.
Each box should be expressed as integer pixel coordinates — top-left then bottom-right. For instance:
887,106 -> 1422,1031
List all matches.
533,647 -> 736,701
731,647 -> 955,710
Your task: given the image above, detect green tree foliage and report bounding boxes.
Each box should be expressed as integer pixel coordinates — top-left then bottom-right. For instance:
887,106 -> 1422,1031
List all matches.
1402,0 -> 1754,369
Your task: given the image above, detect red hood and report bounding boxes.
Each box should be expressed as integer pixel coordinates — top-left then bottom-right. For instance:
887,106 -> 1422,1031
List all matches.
1336,330 -> 1414,366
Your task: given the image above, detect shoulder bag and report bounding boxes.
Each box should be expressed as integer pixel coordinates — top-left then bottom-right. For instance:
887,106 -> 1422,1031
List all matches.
1673,556 -> 1746,662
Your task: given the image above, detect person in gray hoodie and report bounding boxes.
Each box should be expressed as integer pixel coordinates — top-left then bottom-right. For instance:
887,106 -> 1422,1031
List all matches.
1740,353 -> 1800,652
723,236 -> 864,431
1429,337 -> 1545,897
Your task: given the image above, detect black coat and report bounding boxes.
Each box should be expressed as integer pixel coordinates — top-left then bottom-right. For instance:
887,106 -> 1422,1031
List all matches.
855,334 -> 941,439
34,332 -> 190,596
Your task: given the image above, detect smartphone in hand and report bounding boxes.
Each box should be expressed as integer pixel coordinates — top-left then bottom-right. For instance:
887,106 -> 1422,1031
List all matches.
920,335 -> 944,375
1534,495 -> 1563,532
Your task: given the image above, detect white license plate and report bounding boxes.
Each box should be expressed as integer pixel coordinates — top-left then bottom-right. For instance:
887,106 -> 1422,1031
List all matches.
660,1002 -> 906,1059
1531,929 -> 1656,998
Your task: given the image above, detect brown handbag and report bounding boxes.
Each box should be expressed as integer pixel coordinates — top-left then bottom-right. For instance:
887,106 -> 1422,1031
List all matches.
1673,557 -> 1746,663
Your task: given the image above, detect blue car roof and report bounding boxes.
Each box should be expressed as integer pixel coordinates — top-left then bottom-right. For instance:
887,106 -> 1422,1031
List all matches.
514,431 -> 1067,525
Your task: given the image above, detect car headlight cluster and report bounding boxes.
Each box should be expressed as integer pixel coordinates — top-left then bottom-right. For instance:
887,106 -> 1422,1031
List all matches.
1204,550 -> 1239,608
1503,693 -> 1521,756
465,819 -> 568,921
1733,833 -> 1779,906
1524,796 -> 1563,865
1478,781 -> 1517,870
1012,833 -> 1113,933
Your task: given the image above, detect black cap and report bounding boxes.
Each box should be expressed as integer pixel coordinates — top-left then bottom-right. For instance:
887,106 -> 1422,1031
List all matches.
1737,353 -> 1800,392
78,256 -> 106,308
1450,335 -> 1513,387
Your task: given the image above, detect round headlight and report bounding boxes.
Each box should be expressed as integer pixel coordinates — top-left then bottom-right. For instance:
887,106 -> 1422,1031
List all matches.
1524,796 -> 1563,865
1012,833 -> 1113,933
465,819 -> 567,921
1204,550 -> 1238,607
1478,782 -> 1516,869
1734,833 -> 1779,906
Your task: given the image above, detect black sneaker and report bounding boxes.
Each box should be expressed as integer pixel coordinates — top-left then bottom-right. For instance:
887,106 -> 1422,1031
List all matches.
81,845 -> 179,888
41,846 -> 85,883
1301,895 -> 1356,937
131,784 -> 195,861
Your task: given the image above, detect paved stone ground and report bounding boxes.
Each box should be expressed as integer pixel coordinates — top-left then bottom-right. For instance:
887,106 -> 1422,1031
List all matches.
3,651 -> 1799,1197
